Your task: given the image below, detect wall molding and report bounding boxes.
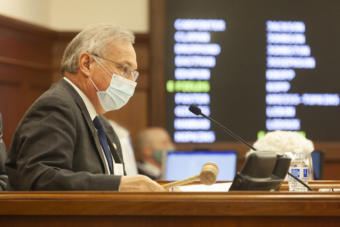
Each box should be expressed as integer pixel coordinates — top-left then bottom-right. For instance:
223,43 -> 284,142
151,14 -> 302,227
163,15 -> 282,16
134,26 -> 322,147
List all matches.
0,56 -> 51,70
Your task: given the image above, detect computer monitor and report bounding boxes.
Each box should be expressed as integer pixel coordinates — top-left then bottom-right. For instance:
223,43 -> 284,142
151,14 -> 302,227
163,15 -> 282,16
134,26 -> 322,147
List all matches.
229,151 -> 291,191
163,150 -> 237,181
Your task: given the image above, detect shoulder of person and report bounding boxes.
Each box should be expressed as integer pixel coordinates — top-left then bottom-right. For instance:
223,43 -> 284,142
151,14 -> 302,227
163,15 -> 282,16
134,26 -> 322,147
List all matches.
18,80 -> 81,130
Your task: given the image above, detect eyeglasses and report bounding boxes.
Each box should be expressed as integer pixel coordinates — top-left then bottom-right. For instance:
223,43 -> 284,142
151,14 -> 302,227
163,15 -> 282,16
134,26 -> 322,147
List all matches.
91,53 -> 139,81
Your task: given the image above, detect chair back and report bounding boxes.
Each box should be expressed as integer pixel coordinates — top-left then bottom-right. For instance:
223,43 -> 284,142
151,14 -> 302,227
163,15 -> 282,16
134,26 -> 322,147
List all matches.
0,113 -> 6,168
311,150 -> 325,180
0,113 -> 8,190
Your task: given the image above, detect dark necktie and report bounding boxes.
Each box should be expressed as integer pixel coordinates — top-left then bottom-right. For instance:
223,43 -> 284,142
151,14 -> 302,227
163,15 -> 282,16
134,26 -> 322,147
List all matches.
93,116 -> 113,174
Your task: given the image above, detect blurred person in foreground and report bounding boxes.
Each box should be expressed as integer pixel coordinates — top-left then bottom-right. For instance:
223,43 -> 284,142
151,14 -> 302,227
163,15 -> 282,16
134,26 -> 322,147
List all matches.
135,127 -> 175,179
6,24 -> 165,192
249,130 -> 315,180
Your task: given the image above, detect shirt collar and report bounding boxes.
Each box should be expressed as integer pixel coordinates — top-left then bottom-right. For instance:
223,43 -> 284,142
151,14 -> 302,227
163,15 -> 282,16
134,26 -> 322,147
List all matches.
63,77 -> 97,120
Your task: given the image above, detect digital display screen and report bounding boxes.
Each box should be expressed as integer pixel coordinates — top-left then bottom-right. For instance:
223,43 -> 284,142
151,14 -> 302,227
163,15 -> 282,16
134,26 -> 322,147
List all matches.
165,0 -> 340,142
164,151 -> 237,181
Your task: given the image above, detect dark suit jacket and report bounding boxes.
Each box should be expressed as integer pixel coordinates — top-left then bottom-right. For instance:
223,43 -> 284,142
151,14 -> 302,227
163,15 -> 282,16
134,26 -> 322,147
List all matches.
6,79 -> 125,190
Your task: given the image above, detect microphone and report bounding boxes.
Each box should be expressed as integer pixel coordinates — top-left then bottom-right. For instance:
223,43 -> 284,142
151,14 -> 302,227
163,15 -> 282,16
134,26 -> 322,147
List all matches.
189,105 -> 256,151
188,105 -> 313,191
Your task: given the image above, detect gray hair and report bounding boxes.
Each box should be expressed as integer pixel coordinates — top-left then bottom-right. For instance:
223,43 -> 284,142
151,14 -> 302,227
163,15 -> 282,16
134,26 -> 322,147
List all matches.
60,23 -> 135,75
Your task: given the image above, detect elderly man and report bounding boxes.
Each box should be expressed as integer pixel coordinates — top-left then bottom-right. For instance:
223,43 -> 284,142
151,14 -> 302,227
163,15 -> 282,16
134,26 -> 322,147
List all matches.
6,24 -> 165,191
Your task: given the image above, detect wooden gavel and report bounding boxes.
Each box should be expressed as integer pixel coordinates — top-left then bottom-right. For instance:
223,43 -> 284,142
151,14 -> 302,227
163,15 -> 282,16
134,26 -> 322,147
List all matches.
162,162 -> 219,190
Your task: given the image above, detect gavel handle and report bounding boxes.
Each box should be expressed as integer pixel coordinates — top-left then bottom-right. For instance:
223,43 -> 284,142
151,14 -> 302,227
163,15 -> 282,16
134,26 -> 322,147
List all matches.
162,174 -> 200,190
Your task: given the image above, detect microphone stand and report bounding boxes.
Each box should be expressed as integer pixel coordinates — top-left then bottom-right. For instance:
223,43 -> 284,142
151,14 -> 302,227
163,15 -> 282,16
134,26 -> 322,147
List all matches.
190,105 -> 313,191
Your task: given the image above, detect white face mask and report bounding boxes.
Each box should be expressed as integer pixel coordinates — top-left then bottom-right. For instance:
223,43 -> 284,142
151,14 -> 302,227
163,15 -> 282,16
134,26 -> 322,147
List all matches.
89,75 -> 136,111
89,55 -> 137,111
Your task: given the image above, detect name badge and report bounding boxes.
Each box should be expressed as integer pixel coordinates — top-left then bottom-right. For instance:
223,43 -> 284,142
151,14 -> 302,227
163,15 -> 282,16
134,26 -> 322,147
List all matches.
114,163 -> 124,176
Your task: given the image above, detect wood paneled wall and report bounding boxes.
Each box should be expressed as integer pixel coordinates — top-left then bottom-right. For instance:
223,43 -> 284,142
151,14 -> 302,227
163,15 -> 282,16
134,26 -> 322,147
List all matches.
0,15 -> 54,148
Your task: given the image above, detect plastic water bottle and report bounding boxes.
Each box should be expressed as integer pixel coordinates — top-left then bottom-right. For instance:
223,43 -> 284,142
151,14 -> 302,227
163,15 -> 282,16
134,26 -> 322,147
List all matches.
288,149 -> 309,192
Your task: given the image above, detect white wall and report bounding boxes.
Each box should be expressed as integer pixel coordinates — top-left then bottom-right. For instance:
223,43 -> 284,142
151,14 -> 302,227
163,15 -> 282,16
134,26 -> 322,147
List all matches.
49,0 -> 149,32
0,0 -> 50,28
0,0 -> 149,32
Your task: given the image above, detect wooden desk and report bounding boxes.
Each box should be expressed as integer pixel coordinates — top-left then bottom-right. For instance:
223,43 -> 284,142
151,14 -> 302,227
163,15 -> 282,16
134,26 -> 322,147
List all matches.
0,190 -> 340,227
280,180 -> 340,191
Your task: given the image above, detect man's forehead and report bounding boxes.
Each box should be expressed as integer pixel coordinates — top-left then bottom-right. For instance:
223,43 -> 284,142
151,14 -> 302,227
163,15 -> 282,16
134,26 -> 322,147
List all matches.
105,40 -> 137,68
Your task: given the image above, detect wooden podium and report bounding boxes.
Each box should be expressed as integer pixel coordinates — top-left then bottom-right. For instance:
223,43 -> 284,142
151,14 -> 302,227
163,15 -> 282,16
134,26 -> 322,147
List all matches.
0,181 -> 340,226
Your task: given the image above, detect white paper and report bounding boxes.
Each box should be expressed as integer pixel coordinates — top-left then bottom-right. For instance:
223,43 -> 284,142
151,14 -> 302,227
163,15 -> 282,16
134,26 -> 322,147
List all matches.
178,183 -> 232,192
114,163 -> 124,176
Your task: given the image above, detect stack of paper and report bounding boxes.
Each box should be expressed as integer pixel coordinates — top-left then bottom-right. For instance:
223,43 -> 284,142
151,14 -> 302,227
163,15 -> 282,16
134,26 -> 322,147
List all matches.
178,183 -> 232,192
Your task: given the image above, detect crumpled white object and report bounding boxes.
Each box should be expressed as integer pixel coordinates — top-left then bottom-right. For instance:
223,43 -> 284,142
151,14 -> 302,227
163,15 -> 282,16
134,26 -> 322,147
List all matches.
252,130 -> 314,155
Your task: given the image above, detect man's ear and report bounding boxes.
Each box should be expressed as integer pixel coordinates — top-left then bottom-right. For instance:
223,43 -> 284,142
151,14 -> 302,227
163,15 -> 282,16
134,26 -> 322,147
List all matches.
78,52 -> 93,77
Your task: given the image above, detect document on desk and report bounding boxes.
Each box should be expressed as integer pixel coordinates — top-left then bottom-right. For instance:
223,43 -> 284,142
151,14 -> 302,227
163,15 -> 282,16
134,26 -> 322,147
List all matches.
178,183 -> 232,192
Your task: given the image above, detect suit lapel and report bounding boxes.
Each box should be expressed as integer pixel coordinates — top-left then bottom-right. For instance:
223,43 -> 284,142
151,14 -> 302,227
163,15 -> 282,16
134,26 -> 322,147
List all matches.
81,112 -> 110,174
106,135 -> 123,163
59,79 -> 109,174
106,136 -> 126,175
97,115 -> 126,175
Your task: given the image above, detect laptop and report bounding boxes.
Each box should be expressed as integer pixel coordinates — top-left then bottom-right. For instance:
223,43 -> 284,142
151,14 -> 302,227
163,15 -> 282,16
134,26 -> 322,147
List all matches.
163,150 -> 237,181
